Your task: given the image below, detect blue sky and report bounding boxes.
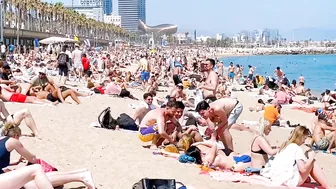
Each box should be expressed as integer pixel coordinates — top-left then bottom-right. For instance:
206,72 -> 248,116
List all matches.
53,0 -> 336,38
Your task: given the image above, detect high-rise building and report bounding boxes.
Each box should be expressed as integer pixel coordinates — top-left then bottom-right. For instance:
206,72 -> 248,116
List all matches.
118,0 -> 146,31
104,0 -> 112,15
138,0 -> 146,23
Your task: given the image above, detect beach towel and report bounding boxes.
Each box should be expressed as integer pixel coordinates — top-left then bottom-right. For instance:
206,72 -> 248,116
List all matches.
207,171 -> 323,188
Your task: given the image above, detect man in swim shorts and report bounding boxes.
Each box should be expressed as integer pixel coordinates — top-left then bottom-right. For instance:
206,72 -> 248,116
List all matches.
228,62 -> 235,83
313,113 -> 336,153
0,85 -> 52,104
195,98 -> 244,151
138,101 -> 182,148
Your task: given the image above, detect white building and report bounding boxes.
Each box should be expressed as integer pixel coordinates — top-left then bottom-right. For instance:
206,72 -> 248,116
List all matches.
196,36 -> 211,42
104,13 -> 121,26
173,33 -> 188,44
216,33 -> 224,41
74,7 -> 104,22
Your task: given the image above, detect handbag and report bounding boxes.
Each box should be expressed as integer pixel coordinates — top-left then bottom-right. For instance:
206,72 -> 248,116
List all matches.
132,178 -> 176,189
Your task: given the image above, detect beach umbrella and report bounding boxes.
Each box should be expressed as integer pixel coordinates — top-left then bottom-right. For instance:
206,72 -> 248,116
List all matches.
39,37 -> 76,44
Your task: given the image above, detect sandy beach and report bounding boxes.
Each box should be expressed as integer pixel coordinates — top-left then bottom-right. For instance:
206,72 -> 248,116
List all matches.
6,86 -> 335,189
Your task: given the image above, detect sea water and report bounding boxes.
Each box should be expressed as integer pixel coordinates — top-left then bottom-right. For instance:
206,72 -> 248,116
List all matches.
220,54 -> 336,93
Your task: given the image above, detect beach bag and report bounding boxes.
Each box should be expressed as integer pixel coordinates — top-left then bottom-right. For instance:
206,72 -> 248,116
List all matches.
58,53 -> 68,66
98,107 -> 118,130
132,178 -> 176,189
116,113 -> 138,131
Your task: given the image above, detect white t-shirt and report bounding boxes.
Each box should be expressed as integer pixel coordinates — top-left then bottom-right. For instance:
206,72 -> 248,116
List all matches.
1,45 -> 6,53
71,49 -> 82,64
269,143 -> 306,187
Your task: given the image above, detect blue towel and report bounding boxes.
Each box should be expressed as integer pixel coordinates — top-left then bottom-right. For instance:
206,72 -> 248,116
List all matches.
244,166 -> 261,173
233,155 -> 251,163
179,154 -> 196,163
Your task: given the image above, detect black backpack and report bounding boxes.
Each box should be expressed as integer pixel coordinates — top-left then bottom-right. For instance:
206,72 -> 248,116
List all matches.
132,178 -> 177,189
58,53 -> 68,66
98,107 -> 118,130
116,113 -> 138,131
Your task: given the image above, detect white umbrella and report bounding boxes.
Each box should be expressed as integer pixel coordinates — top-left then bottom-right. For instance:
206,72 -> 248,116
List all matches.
39,37 -> 77,44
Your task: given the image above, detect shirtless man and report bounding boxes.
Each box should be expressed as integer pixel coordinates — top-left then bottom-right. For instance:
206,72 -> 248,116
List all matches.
274,66 -> 284,82
195,98 -> 243,151
0,84 -> 52,105
228,62 -> 235,83
198,58 -> 219,102
313,113 -> 336,153
170,85 -> 186,101
295,82 -> 306,95
29,86 -> 80,104
138,101 -> 182,148
133,93 -> 155,124
135,54 -> 150,90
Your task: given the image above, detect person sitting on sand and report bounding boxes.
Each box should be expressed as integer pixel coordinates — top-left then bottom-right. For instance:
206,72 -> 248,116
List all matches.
265,126 -> 333,189
0,84 -> 53,105
322,89 -> 336,109
103,80 -> 138,100
133,93 -> 155,124
138,101 -> 182,148
0,100 -> 41,139
29,68 -> 57,93
275,87 -> 304,105
195,98 -> 243,151
29,86 -> 81,104
312,114 -> 336,153
185,142 -> 250,172
0,123 -> 96,189
168,101 -> 203,144
250,110 -> 279,169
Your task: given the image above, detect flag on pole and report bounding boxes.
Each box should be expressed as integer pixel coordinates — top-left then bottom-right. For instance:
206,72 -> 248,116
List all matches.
74,35 -> 79,41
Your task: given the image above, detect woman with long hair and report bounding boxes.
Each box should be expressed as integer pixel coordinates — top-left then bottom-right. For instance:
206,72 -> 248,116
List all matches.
250,104 -> 280,169
0,123 -> 95,189
267,126 -> 332,188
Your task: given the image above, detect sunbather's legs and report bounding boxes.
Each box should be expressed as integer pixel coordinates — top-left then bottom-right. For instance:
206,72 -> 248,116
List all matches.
24,170 -> 95,189
20,83 -> 32,95
326,131 -> 336,153
0,164 -> 53,189
9,108 -> 41,139
0,100 -> 10,119
25,96 -> 51,104
299,162 -> 332,189
62,90 -> 81,104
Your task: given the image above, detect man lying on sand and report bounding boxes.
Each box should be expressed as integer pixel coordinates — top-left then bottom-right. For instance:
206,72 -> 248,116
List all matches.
195,98 -> 243,151
29,86 -> 81,104
0,85 -> 53,105
313,114 -> 336,153
138,101 -> 182,148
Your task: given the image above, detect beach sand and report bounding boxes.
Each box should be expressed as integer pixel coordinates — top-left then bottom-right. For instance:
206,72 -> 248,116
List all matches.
7,88 -> 336,189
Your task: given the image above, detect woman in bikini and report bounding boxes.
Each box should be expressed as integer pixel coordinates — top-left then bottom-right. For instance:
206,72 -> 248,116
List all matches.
185,142 -> 250,172
250,113 -> 279,169
0,123 -> 95,189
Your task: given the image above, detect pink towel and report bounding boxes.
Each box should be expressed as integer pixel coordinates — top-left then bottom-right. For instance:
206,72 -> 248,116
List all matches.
208,171 -> 323,189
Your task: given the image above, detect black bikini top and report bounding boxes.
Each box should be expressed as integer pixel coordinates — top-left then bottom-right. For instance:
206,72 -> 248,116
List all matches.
251,136 -> 267,155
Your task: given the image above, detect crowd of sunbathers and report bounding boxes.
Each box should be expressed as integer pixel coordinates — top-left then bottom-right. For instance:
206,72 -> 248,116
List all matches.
0,44 -> 335,189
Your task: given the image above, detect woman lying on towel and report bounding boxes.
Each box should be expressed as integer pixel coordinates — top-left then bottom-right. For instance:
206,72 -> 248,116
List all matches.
265,126 -> 333,189
0,123 -> 95,189
185,142 -> 251,172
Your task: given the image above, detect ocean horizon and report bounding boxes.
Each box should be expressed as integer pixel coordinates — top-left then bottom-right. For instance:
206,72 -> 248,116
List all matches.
220,54 -> 336,93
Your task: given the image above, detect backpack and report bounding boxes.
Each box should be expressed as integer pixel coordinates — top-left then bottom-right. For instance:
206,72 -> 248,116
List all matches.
132,178 -> 176,189
116,113 -> 138,131
58,53 -> 68,66
98,107 -> 118,130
